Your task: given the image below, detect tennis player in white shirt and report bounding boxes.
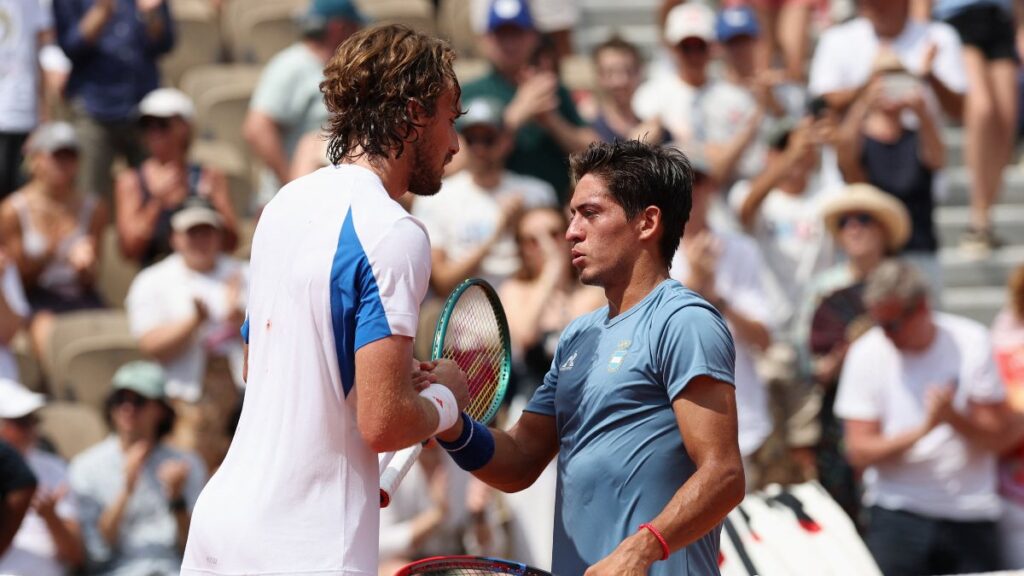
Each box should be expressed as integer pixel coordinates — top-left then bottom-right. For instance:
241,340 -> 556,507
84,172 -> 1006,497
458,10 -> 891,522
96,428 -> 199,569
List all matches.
182,25 -> 470,576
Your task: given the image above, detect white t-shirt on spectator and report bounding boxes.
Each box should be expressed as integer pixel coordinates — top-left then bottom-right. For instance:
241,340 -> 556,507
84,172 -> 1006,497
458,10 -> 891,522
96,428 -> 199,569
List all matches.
670,230 -> 772,456
0,0 -> 50,132
728,179 -> 836,332
0,264 -> 30,381
633,76 -> 765,179
182,165 -> 432,576
834,313 -> 1005,521
126,254 -> 248,403
0,448 -> 77,576
413,170 -> 557,289
809,17 -> 967,98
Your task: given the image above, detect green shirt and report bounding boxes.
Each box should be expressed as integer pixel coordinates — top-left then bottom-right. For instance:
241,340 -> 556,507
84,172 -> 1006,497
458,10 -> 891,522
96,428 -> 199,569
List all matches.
461,68 -> 584,202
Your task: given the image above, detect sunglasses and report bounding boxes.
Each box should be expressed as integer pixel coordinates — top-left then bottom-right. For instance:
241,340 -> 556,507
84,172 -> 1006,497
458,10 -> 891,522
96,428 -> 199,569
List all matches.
677,39 -> 709,55
140,116 -> 173,132
52,148 -> 79,162
464,133 -> 500,148
838,212 -> 875,229
876,300 -> 922,334
111,390 -> 150,408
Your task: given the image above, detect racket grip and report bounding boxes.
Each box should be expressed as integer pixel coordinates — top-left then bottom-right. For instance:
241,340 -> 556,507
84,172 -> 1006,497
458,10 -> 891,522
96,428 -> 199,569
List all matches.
378,451 -> 396,475
379,444 -> 422,508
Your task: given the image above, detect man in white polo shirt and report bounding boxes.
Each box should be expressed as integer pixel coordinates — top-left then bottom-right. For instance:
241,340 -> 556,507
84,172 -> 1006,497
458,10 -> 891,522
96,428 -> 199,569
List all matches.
181,25 -> 469,576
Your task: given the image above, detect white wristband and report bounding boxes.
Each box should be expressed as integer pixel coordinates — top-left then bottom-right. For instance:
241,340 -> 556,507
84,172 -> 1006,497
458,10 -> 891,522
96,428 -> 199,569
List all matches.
419,383 -> 459,436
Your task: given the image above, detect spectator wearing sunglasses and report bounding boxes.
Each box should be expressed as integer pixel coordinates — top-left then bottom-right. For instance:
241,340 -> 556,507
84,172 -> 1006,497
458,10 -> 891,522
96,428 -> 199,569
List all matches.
0,379 -> 84,576
412,97 -> 557,297
834,259 -> 1020,575
69,361 -> 205,576
115,89 -> 239,269
0,122 -> 107,367
633,2 -> 765,185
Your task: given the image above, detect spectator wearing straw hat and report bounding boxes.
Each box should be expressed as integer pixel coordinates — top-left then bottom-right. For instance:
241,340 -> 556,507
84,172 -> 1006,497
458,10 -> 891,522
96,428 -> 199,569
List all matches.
795,183 -> 911,520
0,379 -> 84,576
243,0 -> 365,209
69,361 -> 205,576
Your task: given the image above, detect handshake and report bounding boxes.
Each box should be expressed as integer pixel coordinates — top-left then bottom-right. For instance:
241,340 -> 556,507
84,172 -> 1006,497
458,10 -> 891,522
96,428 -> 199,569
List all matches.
412,359 -> 470,435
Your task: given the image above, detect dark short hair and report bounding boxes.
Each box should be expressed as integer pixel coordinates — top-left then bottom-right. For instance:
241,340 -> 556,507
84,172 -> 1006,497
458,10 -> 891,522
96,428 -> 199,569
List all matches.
569,140 -> 693,267
592,35 -> 642,66
320,24 -> 460,164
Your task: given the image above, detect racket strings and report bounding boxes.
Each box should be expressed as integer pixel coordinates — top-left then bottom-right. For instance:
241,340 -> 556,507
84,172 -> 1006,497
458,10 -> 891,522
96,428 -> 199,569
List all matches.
441,288 -> 507,422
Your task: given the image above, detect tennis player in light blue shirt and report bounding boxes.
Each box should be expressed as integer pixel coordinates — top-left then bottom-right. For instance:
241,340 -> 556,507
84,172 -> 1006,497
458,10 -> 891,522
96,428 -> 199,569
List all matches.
436,139 -> 744,576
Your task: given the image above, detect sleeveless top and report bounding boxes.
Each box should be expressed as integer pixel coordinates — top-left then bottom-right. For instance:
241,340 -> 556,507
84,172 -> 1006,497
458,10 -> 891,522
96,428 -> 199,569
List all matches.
861,130 -> 938,253
12,191 -> 97,298
138,163 -> 204,266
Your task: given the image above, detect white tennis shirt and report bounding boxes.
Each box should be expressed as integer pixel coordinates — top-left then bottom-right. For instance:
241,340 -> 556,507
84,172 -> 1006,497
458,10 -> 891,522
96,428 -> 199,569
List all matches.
182,164 -> 431,576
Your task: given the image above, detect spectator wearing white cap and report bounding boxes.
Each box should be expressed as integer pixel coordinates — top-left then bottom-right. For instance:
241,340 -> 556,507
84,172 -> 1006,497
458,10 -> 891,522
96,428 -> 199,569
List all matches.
125,197 -> 247,471
69,361 -> 205,576
0,379 -> 84,576
114,88 -> 239,269
634,2 -> 766,185
243,0 -> 365,210
0,122 -> 107,366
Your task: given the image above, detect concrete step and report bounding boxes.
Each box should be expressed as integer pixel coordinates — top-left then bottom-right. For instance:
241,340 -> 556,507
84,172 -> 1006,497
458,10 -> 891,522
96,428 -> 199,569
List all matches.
941,286 -> 1005,326
937,166 -> 1024,207
939,245 -> 1024,288
935,204 -> 1024,246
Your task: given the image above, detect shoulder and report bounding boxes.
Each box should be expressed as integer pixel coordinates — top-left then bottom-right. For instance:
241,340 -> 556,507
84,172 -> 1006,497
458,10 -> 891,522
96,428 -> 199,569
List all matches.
69,437 -> 117,478
923,19 -> 963,46
819,17 -> 870,44
132,255 -> 182,287
655,283 -> 727,328
936,312 -> 990,344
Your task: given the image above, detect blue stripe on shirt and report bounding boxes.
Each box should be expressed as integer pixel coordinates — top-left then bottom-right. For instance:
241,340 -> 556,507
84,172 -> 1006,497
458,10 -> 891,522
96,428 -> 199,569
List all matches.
329,209 -> 392,397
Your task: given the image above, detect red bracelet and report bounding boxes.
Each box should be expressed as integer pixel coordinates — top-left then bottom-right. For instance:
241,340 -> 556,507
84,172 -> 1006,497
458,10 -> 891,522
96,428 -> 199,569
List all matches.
638,522 -> 670,561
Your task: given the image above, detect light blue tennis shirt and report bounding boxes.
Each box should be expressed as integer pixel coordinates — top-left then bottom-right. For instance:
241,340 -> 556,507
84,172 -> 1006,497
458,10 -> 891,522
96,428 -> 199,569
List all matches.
525,279 -> 736,576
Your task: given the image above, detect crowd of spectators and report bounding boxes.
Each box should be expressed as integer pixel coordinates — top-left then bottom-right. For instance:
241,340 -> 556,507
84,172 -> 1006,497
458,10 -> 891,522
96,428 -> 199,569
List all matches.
2,0 -> 1024,574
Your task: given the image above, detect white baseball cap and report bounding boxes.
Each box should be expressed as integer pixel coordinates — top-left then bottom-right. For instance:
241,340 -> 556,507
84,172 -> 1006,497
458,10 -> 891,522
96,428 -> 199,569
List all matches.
138,88 -> 196,120
0,379 -> 46,419
665,3 -> 716,45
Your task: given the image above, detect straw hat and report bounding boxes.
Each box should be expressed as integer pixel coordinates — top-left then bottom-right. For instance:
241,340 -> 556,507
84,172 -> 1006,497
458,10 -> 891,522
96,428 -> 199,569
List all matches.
821,183 -> 911,252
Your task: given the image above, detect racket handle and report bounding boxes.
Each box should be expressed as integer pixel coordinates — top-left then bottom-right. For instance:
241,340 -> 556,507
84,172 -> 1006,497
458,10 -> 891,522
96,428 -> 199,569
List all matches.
379,444 -> 422,508
378,451 -> 396,475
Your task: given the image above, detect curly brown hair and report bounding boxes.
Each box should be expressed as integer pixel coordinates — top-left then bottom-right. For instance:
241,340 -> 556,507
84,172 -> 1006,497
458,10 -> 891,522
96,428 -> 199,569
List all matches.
320,24 -> 460,165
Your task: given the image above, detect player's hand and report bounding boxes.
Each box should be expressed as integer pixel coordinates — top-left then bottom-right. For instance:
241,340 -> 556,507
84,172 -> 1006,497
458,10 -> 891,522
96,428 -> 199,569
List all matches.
427,359 -> 470,412
157,459 -> 190,500
411,360 -> 437,393
584,531 -> 661,576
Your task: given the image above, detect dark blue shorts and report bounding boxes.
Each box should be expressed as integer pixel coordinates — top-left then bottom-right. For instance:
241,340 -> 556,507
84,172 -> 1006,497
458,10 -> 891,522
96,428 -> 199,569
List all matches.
865,505 -> 1001,576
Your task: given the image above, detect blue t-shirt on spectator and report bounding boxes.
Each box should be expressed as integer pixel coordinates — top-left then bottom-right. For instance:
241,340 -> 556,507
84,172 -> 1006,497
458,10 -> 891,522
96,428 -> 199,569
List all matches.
526,279 -> 735,576
54,0 -> 175,121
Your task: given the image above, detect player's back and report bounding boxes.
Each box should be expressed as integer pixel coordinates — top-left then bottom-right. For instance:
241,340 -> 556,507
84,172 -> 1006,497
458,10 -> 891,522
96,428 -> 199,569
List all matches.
182,165 -> 431,576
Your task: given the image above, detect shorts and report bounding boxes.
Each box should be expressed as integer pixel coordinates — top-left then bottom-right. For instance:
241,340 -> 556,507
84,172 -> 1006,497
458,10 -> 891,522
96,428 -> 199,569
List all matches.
945,4 -> 1018,62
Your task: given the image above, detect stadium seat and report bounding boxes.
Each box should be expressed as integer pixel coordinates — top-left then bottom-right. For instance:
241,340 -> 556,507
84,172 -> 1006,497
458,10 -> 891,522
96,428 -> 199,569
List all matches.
453,58 -> 489,85
56,335 -> 145,412
180,64 -> 263,111
12,332 -> 43,393
37,402 -> 108,461
190,139 -> 255,218
232,2 -> 301,64
160,0 -> 222,88
437,0 -> 478,58
96,226 -> 141,309
356,0 -> 436,35
195,80 -> 259,162
221,0 -> 305,60
43,310 -> 132,391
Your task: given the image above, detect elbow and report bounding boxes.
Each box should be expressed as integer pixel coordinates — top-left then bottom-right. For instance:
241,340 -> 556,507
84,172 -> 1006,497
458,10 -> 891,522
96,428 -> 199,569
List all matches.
843,445 -> 870,471
721,459 -> 746,510
358,419 -> 405,453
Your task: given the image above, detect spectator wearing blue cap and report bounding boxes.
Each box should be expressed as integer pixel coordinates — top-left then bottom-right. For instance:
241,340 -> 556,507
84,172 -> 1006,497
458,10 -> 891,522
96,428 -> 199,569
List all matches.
53,0 -> 175,203
462,0 -> 598,203
243,0 -> 364,211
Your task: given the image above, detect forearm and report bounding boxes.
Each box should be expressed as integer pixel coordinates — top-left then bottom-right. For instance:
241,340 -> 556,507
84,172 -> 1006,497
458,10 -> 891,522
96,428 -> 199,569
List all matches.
649,458 -> 745,555
915,108 -> 946,170
77,3 -> 112,45
945,409 -> 1024,454
739,163 -> 787,230
138,318 -> 201,363
431,240 -> 500,295
537,113 -> 598,154
118,202 -> 161,259
97,490 -> 131,546
467,426 -> 552,494
244,115 -> 290,184
926,74 -> 964,120
0,491 -> 34,555
508,268 -> 561,348
845,425 -> 929,469
707,121 -> 760,185
141,10 -> 166,42
43,517 -> 84,567
720,304 -> 771,352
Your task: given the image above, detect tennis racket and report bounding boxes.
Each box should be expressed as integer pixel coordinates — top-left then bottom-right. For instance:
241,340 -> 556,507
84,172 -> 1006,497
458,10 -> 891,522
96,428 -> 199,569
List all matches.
379,278 -> 512,507
395,555 -> 552,576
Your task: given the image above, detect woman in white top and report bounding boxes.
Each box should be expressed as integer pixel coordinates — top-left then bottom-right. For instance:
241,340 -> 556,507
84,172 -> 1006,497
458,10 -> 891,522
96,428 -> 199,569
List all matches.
0,122 -> 107,365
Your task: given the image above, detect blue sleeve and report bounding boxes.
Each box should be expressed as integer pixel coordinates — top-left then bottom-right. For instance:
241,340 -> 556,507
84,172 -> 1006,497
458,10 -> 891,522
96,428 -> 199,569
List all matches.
240,315 -> 249,344
656,304 -> 735,401
524,355 -> 558,416
53,0 -> 94,63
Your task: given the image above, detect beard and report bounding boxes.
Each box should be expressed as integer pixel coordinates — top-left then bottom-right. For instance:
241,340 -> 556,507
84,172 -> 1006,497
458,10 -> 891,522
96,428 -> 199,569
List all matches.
407,138 -> 446,197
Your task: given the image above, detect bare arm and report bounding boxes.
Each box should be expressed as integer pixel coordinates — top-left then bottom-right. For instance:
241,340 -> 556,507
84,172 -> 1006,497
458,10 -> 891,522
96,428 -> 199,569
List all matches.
114,170 -> 162,260
0,486 -> 35,556
737,120 -> 813,231
243,110 -> 291,186
718,301 -> 772,352
911,95 -> 946,170
77,0 -> 115,45
943,400 -> 1024,455
34,488 -> 85,568
355,336 -> 468,453
705,108 -> 764,185
585,376 -> 745,575
436,410 -> 559,494
137,315 -> 202,362
536,111 -> 600,154
834,87 -> 875,184
843,418 -> 936,470
202,168 -> 240,253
